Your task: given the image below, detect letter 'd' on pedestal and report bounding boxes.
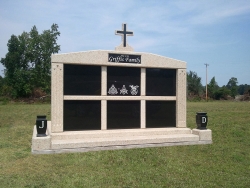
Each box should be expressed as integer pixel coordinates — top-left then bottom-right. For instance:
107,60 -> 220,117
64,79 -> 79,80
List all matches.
36,115 -> 47,137
196,112 -> 208,129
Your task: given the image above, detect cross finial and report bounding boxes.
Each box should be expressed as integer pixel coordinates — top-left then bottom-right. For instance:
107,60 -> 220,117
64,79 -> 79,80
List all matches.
115,23 -> 133,47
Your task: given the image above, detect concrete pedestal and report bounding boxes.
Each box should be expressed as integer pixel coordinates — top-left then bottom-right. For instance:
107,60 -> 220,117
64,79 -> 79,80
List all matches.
192,129 -> 212,141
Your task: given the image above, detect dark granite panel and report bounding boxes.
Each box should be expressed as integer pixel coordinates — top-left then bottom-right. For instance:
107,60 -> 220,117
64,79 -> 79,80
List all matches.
64,100 -> 101,131
146,68 -> 176,96
64,64 -> 101,95
107,67 -> 140,96
146,101 -> 176,128
107,101 -> 140,129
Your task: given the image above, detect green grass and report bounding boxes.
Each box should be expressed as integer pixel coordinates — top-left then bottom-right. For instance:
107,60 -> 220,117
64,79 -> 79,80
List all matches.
0,102 -> 249,187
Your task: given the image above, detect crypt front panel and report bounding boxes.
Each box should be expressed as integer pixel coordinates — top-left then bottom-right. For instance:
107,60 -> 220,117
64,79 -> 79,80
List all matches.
146,68 -> 176,96
64,64 -> 101,95
107,100 -> 140,129
64,100 -> 101,131
146,101 -> 176,128
107,66 -> 141,96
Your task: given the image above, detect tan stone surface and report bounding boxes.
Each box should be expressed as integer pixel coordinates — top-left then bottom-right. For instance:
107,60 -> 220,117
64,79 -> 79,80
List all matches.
176,69 -> 186,128
141,68 -> 146,96
115,43 -> 134,51
51,63 -> 63,133
51,50 -> 186,69
101,66 -> 107,95
51,134 -> 199,149
101,100 -> 107,130
31,127 -> 212,154
63,96 -> 176,100
32,141 -> 212,154
192,129 -> 212,141
50,128 -> 191,140
50,128 -> 199,150
141,100 -> 146,128
32,122 -> 51,151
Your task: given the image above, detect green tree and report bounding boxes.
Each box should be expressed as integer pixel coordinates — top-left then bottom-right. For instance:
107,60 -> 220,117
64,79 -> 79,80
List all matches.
0,33 -> 30,97
207,77 -> 219,99
187,71 -> 203,97
214,86 -> 231,100
238,84 -> 250,95
28,24 -> 60,93
0,75 -> 3,94
226,77 -> 238,97
0,24 -> 60,98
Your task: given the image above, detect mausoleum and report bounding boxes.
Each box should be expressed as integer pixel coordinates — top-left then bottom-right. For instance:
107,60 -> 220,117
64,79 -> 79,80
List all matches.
32,24 -> 212,154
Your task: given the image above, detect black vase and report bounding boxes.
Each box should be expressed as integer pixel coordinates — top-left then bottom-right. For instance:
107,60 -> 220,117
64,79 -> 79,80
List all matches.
196,112 -> 208,129
36,115 -> 47,137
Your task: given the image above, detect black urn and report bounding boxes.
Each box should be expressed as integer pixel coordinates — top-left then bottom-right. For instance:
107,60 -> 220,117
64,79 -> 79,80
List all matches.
196,112 -> 208,129
36,115 -> 47,137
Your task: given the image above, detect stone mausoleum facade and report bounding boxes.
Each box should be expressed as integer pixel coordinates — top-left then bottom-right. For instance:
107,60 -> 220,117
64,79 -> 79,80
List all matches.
32,24 -> 212,154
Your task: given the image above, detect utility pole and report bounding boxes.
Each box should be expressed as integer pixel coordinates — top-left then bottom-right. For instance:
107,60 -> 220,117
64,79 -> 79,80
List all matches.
204,63 -> 209,101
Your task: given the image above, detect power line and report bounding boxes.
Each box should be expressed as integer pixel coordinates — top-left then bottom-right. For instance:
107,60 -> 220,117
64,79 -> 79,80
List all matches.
205,64 -> 209,101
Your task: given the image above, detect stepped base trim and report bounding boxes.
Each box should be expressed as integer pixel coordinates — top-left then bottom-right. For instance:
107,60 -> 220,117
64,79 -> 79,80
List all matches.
31,121 -> 212,154
32,140 -> 212,154
51,134 -> 199,149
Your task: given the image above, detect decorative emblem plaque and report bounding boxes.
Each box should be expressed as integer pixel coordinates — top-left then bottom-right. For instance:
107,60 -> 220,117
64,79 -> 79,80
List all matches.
120,85 -> 128,95
108,85 -> 118,95
129,85 -> 139,95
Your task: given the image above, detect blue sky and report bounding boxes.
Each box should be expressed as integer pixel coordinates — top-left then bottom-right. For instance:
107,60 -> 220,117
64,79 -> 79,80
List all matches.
0,0 -> 250,86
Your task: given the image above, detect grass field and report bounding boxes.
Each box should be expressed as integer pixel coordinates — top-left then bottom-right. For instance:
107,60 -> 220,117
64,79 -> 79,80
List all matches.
0,102 -> 249,187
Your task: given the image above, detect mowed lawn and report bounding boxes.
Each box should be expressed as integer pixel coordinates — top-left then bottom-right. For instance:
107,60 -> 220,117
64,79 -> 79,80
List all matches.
0,102 -> 249,187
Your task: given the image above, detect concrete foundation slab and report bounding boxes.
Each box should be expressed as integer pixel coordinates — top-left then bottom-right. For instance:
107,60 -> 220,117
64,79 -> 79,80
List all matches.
31,122 -> 212,154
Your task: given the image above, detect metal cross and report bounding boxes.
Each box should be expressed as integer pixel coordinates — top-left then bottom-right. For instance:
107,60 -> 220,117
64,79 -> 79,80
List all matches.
115,23 -> 133,47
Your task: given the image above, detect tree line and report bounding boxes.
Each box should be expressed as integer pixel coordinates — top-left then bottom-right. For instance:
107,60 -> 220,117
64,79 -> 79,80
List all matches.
0,24 -> 60,98
187,71 -> 250,100
0,24 -> 249,100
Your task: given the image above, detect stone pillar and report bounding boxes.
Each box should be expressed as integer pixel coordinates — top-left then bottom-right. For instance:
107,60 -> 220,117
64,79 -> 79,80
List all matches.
141,68 -> 146,96
141,68 -> 146,128
101,66 -> 107,130
51,63 -> 64,132
141,100 -> 146,128
101,100 -> 107,130
176,69 -> 186,128
101,66 -> 107,96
